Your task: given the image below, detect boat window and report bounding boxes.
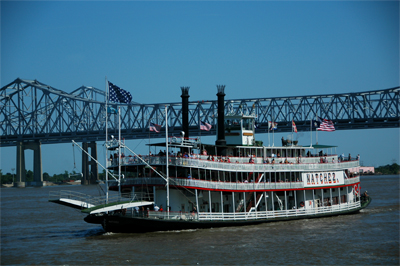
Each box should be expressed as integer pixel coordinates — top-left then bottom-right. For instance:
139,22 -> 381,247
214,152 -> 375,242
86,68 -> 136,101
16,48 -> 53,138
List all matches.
242,118 -> 253,131
225,119 -> 241,131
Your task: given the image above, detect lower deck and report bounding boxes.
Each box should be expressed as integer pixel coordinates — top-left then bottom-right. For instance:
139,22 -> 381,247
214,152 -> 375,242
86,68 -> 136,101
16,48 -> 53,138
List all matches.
84,195 -> 371,233
125,182 -> 361,219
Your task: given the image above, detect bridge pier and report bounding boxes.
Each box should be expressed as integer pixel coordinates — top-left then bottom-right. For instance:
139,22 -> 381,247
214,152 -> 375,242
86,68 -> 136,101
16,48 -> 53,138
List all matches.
81,141 -> 98,185
16,141 -> 43,187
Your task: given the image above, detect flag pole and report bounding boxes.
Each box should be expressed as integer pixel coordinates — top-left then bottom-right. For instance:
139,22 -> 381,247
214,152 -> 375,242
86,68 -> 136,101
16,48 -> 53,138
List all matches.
291,117 -> 293,147
310,118 -> 312,147
272,116 -> 275,147
165,106 -> 170,217
268,120 -> 270,147
148,121 -> 151,155
105,77 -> 109,204
316,116 -> 319,145
118,106 -> 121,197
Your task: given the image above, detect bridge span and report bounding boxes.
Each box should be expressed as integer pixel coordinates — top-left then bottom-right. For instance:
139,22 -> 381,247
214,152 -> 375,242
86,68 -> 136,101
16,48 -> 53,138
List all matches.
1,78 -> 399,186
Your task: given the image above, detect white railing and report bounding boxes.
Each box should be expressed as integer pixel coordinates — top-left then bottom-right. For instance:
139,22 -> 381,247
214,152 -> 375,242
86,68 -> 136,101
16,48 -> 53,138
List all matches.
107,156 -> 359,173
49,190 -> 136,208
111,175 -> 360,191
197,201 -> 361,221
148,211 -> 198,221
345,175 -> 360,184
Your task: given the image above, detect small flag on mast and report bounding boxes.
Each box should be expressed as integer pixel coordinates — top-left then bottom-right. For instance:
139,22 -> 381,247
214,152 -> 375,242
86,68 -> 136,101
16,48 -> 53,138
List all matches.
292,120 -> 297,133
312,117 -> 323,129
149,123 -> 161,133
268,121 -> 278,130
200,121 -> 212,131
317,117 -> 335,131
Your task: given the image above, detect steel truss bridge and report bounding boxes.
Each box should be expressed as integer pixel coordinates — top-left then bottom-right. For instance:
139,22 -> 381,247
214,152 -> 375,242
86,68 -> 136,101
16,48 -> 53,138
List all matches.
1,78 -> 399,147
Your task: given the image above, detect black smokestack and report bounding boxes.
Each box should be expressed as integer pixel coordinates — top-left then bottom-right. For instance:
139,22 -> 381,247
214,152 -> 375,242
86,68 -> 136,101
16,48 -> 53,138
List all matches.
215,85 -> 226,154
181,86 -> 190,140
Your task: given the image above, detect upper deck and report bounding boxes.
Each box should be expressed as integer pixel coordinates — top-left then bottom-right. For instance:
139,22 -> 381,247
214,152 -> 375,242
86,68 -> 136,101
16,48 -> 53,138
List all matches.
107,154 -> 359,173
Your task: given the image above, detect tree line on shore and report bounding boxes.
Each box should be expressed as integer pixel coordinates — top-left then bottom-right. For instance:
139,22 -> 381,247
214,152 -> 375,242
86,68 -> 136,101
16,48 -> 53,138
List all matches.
0,163 -> 399,184
375,163 -> 400,175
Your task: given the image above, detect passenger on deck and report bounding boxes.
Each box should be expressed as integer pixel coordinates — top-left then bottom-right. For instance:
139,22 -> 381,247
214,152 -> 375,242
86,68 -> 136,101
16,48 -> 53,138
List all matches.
348,153 -> 351,161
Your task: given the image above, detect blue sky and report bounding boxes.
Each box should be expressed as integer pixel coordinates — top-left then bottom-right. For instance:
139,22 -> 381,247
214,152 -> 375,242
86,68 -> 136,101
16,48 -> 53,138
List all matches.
1,1 -> 399,175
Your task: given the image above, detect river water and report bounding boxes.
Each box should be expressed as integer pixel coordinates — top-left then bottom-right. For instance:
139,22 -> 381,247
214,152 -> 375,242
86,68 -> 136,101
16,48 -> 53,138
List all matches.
1,175 -> 399,265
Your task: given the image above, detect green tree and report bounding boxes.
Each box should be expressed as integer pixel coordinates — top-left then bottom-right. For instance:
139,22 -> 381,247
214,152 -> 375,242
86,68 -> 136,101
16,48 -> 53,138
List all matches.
375,163 -> 400,175
0,170 -> 13,184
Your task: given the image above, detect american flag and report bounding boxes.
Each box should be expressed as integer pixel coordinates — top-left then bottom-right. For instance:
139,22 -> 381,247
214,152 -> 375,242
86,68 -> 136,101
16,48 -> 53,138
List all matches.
317,117 -> 335,131
149,123 -> 161,133
292,120 -> 297,133
200,121 -> 212,131
108,81 -> 132,104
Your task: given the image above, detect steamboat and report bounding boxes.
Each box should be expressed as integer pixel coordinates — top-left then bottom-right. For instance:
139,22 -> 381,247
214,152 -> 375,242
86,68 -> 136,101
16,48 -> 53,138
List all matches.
50,86 -> 371,233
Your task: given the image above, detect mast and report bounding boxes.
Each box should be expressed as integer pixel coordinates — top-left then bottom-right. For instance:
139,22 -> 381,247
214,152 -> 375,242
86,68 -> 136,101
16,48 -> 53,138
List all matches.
291,116 -> 293,147
165,105 -> 170,216
118,107 -> 121,196
310,119 -> 312,147
105,77 -> 109,204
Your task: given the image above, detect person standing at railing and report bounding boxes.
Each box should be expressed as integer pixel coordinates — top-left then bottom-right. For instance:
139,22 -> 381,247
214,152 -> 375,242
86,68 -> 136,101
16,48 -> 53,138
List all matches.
348,153 -> 351,161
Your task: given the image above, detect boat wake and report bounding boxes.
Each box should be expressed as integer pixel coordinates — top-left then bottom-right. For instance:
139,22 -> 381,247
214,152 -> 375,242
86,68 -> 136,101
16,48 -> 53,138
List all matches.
75,227 -> 105,237
155,229 -> 198,234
